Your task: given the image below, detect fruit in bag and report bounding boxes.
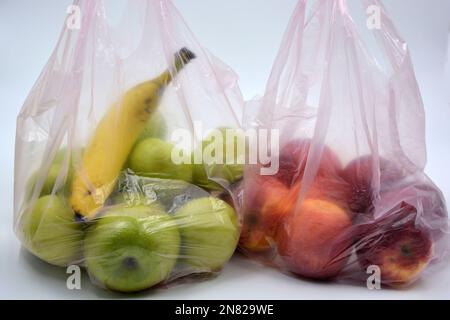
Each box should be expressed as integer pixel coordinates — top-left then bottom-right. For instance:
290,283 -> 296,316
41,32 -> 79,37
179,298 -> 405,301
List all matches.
239,0 -> 449,288
275,139 -> 343,188
128,138 -> 193,183
84,204 -> 180,292
14,0 -> 242,293
276,199 -> 352,279
22,195 -> 84,266
192,127 -> 246,191
70,48 -> 195,220
357,224 -> 433,286
240,176 -> 291,252
174,197 -> 239,271
26,148 -> 82,199
137,110 -> 168,141
342,156 -> 405,215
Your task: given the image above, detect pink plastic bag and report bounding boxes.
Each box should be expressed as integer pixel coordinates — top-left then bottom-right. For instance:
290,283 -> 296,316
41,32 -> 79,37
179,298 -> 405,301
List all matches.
240,0 -> 449,287
14,0 -> 243,293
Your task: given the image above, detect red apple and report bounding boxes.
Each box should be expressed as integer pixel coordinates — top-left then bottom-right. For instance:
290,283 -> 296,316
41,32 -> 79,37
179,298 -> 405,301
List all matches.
239,215 -> 272,253
289,175 -> 351,216
240,175 -> 291,252
353,182 -> 442,286
356,223 -> 433,286
274,139 -> 343,187
276,198 -> 352,280
342,156 -> 405,215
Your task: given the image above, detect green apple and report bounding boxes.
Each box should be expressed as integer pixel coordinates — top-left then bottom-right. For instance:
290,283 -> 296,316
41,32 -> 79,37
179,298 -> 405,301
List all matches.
192,127 -> 246,190
25,147 -> 82,198
174,197 -> 239,271
84,204 -> 180,292
137,110 -> 168,141
52,146 -> 83,168
128,138 -> 192,183
21,195 -> 84,266
26,164 -> 65,198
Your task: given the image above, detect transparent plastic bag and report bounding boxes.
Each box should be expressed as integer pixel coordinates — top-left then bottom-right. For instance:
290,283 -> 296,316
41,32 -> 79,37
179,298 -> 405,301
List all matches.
14,0 -> 243,293
240,0 -> 449,287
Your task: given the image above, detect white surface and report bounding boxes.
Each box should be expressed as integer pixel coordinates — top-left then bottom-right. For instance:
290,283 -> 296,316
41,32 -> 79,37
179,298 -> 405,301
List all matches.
0,0 -> 449,299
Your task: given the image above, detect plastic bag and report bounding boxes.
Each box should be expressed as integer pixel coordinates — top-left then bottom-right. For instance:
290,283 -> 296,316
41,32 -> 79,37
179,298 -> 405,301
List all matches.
14,0 -> 243,293
240,0 -> 449,287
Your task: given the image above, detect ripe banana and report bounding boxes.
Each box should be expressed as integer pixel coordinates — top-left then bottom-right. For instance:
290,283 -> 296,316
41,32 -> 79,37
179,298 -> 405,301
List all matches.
70,48 -> 196,220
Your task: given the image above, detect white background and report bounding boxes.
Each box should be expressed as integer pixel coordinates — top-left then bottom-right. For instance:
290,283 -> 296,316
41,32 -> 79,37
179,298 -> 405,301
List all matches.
0,0 -> 449,299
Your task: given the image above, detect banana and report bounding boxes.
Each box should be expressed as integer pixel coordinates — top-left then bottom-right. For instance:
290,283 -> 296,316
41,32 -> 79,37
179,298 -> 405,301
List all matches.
70,48 -> 196,220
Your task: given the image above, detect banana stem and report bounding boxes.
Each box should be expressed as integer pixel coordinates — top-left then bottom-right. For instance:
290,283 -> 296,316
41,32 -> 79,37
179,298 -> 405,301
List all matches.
156,47 -> 197,85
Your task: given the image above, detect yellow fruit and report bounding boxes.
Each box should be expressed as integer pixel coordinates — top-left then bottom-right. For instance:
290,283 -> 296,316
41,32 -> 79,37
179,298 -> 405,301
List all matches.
70,48 -> 196,220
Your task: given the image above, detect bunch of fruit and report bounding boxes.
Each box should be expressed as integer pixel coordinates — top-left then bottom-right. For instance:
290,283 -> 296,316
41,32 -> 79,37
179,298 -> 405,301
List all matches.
19,48 -> 242,293
240,138 -> 445,287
